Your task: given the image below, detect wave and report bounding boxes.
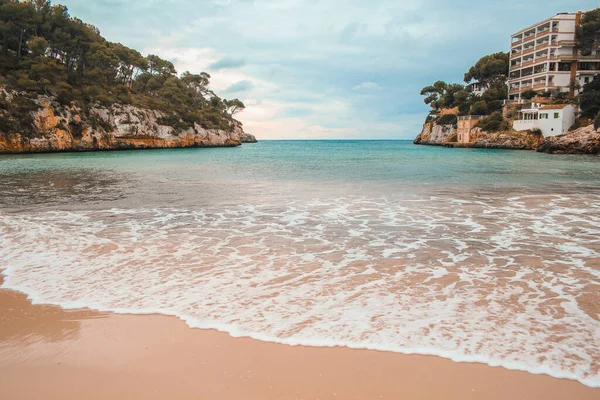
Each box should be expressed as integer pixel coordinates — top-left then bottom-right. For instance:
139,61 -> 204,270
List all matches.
1,194 -> 599,387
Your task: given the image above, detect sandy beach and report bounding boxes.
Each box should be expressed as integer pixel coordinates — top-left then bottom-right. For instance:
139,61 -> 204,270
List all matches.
1,280 -> 598,400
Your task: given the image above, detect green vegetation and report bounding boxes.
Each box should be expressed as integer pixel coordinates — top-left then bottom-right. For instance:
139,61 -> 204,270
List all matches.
476,112 -> 510,132
578,77 -> 600,118
0,0 -> 244,133
420,52 -> 509,120
436,114 -> 457,125
521,89 -> 538,100
576,8 -> 600,56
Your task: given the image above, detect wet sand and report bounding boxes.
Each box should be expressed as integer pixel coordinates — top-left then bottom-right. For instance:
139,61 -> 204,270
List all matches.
0,283 -> 598,400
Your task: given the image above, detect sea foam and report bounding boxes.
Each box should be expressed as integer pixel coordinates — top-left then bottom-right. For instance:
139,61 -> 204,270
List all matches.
1,194 -> 599,387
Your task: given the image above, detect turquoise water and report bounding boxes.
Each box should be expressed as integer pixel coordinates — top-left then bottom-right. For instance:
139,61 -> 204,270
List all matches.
1,141 -> 600,386
1,141 -> 600,210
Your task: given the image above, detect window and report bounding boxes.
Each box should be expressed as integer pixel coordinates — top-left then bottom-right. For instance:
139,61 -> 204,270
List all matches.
585,77 -> 590,84
540,113 -> 549,119
554,113 -> 560,119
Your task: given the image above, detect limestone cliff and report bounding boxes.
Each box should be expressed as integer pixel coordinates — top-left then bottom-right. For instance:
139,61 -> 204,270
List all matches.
413,123 -> 456,145
470,128 -> 543,150
0,89 -> 247,154
241,132 -> 258,143
414,122 -> 542,150
537,125 -> 600,155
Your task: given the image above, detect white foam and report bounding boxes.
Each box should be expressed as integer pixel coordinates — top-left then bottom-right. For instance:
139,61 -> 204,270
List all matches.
1,194 -> 599,387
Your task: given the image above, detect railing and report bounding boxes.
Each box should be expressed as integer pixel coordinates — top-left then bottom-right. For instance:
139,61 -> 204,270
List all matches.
533,83 -> 546,89
520,60 -> 535,68
557,40 -> 576,46
522,47 -> 536,56
578,55 -> 600,60
509,88 -> 521,94
536,42 -> 549,51
458,115 -> 483,121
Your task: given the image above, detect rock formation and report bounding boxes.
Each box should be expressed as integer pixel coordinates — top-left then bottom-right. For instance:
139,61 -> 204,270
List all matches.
241,132 -> 258,143
413,123 -> 456,145
0,90 -> 248,154
537,124 -> 600,155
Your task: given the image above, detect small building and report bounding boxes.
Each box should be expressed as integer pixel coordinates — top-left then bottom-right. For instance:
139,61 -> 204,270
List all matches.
457,115 -> 482,143
467,81 -> 488,96
513,103 -> 576,137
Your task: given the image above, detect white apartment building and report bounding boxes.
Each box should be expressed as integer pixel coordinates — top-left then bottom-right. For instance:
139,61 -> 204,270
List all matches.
513,103 -> 576,137
508,12 -> 600,101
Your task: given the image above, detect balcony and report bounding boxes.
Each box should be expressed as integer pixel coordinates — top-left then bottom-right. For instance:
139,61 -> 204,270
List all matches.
578,55 -> 600,61
557,40 -> 576,47
509,88 -> 521,94
536,42 -> 549,51
521,60 -> 536,68
522,47 -> 536,56
533,83 -> 546,89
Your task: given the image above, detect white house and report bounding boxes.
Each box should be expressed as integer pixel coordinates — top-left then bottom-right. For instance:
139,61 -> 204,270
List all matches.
513,103 -> 576,137
467,81 -> 488,96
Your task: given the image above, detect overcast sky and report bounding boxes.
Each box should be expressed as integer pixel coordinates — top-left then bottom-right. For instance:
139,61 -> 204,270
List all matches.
57,0 -> 597,140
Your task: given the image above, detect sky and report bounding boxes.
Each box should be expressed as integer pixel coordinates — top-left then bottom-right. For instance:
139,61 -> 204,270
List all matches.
56,0 -> 597,140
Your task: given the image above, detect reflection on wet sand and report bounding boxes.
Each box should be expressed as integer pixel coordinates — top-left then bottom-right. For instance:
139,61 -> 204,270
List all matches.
0,275 -> 106,349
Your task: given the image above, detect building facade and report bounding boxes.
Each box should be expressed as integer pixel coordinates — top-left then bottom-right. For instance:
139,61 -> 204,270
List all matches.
513,103 -> 576,137
457,115 -> 482,143
508,12 -> 600,101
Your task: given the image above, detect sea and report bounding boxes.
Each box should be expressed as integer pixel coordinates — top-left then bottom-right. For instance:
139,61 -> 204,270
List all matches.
1,140 -> 599,387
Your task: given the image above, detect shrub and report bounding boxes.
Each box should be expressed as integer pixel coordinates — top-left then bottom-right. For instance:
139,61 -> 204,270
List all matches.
594,113 -> 600,131
477,111 -> 510,132
530,128 -> 543,135
437,114 -> 457,125
522,89 -> 538,100
469,100 -> 488,115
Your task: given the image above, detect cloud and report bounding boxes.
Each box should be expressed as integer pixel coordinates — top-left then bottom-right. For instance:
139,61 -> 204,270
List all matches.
209,56 -> 246,70
223,80 -> 255,93
352,81 -> 382,91
57,0 -> 600,139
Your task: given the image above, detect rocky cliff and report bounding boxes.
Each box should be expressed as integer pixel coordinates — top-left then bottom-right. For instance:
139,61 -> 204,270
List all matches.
0,89 -> 248,154
537,125 -> 600,155
241,132 -> 258,143
413,122 -> 541,149
413,123 -> 456,145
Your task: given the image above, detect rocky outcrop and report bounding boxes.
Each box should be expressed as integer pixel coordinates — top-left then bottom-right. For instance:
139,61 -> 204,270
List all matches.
413,123 -> 456,145
241,132 -> 258,143
414,122 -> 542,150
470,128 -> 543,150
537,125 -> 600,155
0,90 -> 246,154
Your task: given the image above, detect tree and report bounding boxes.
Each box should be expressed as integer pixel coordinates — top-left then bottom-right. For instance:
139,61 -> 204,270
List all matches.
522,89 -> 538,100
579,77 -> 600,118
224,98 -> 245,117
420,81 -> 448,110
464,52 -> 509,86
576,8 -> 600,56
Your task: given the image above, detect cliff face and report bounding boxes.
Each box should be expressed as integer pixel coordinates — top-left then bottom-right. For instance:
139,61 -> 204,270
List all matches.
413,123 -> 456,145
413,122 -> 542,150
241,132 -> 258,143
0,90 -> 246,154
470,128 -> 543,150
537,125 -> 600,155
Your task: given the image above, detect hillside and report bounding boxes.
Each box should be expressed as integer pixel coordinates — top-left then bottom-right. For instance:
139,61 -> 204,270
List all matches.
0,0 -> 250,153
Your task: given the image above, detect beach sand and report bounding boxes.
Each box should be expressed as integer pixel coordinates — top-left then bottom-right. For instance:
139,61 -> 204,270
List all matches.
0,283 -> 598,400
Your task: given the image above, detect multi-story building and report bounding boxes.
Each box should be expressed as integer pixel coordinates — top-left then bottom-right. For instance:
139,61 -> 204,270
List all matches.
508,12 -> 600,101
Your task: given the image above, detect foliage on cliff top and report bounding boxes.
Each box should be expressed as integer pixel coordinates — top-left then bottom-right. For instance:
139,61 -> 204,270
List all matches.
463,52 -> 509,86
420,53 -> 508,118
579,76 -> 600,118
0,0 -> 245,132
476,112 -> 510,132
576,8 -> 600,56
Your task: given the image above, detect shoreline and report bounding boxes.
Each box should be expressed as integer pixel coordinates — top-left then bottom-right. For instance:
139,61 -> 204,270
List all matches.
1,280 -> 599,400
